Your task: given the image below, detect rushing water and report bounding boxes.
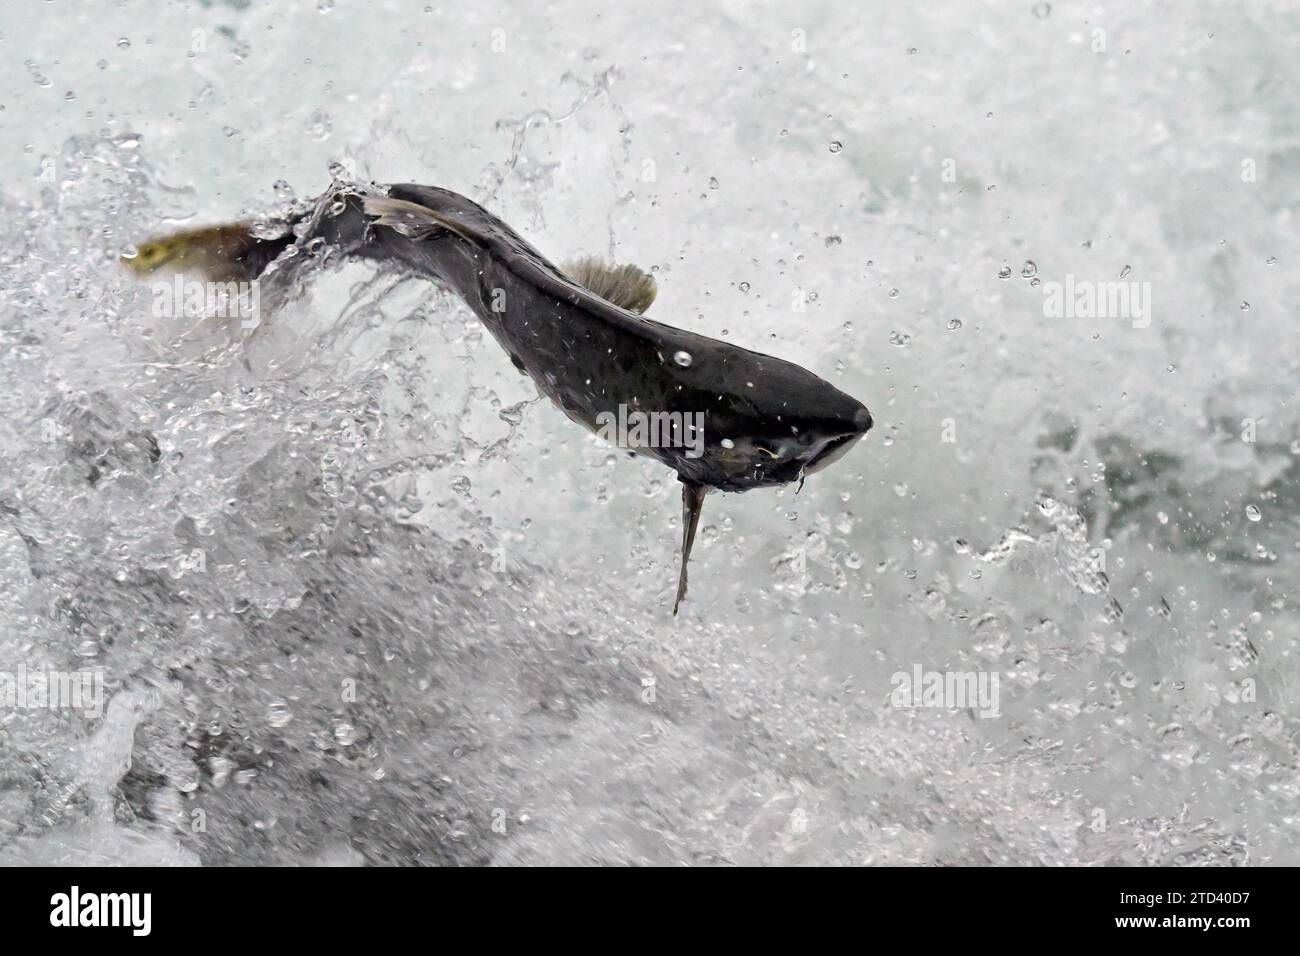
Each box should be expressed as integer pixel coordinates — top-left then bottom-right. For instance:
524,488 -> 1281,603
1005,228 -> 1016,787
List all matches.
1,0 -> 1297,865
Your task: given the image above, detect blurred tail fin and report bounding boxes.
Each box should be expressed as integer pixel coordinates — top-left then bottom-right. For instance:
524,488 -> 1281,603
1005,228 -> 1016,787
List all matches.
121,222 -> 294,282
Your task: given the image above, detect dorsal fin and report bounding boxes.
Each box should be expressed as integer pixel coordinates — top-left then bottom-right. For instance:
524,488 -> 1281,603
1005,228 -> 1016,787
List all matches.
563,257 -> 657,314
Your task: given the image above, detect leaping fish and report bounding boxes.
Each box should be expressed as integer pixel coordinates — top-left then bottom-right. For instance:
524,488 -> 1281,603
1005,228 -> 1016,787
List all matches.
123,182 -> 873,614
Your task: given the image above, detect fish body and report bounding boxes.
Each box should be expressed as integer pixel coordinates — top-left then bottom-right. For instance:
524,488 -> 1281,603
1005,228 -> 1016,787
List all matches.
125,181 -> 873,612
366,185 -> 872,492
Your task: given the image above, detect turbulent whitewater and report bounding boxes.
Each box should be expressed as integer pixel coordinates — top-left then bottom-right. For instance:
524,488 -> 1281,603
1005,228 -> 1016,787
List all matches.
0,1 -> 1297,865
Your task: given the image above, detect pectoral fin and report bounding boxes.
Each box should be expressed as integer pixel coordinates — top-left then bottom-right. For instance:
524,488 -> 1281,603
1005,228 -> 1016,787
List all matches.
673,479 -> 708,615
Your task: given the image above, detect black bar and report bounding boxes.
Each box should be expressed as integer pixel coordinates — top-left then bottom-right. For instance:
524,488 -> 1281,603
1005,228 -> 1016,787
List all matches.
2,866 -> 1283,941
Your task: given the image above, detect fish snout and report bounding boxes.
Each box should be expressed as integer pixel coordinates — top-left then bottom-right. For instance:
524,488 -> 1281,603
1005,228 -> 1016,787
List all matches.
852,405 -> 873,434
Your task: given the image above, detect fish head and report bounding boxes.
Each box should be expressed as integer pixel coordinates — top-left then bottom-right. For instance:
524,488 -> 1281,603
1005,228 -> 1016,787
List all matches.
703,383 -> 872,490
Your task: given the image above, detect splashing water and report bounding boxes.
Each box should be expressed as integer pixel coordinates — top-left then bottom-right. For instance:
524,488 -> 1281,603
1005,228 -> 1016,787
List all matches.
1,1 -> 1298,866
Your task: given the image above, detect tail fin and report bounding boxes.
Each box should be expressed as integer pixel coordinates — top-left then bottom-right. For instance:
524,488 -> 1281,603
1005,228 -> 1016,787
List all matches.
121,223 -> 292,282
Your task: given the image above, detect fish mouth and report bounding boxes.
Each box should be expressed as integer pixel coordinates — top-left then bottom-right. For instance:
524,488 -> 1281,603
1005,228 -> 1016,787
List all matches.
804,432 -> 861,474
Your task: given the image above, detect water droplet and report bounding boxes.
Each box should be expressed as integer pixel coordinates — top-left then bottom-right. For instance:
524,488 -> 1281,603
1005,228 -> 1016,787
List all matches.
947,318 -> 962,330
1157,511 -> 1169,525
888,287 -> 899,298
499,402 -> 527,426
888,330 -> 912,347
450,474 -> 472,497
828,140 -> 843,154
1032,2 -> 1051,17
997,265 -> 1012,279
1246,504 -> 1261,522
317,0 -> 335,11
824,235 -> 842,247
720,438 -> 735,449
1020,260 -> 1037,279
117,37 -> 131,48
1118,264 -> 1131,279
673,350 -> 693,367
333,721 -> 357,745
27,63 -> 52,88
708,176 -> 719,190
1239,300 -> 1250,311
893,482 -> 909,497
305,109 -> 332,141
267,699 -> 293,728
738,281 -> 750,293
